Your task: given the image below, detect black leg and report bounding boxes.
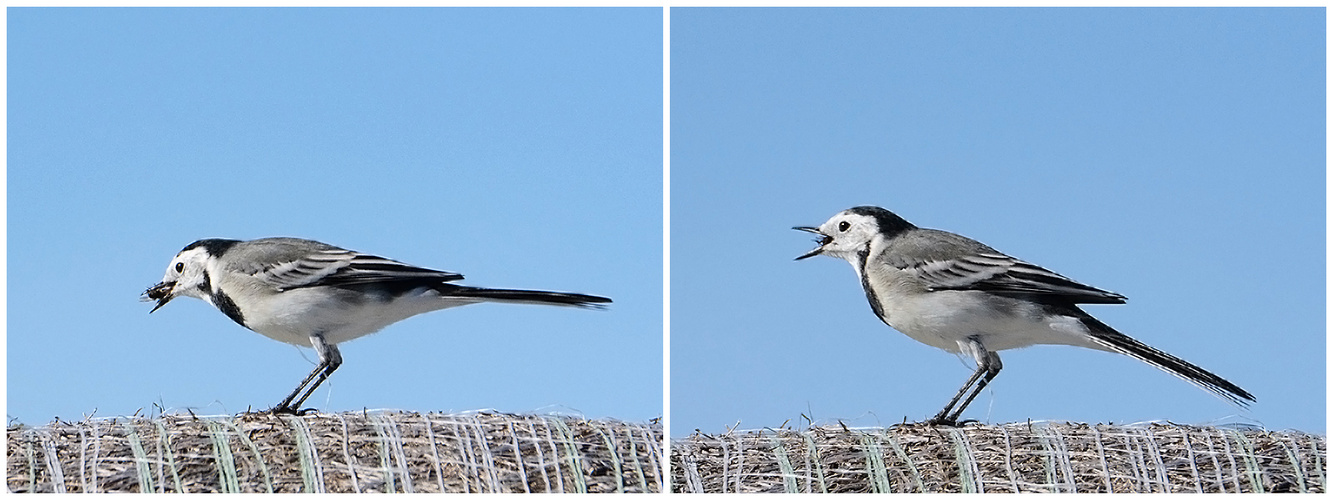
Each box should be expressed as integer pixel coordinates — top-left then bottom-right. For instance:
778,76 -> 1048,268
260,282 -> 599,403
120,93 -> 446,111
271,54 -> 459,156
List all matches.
273,361 -> 328,412
943,350 -> 1002,424
271,333 -> 342,415
927,338 -> 1002,426
926,363 -> 988,425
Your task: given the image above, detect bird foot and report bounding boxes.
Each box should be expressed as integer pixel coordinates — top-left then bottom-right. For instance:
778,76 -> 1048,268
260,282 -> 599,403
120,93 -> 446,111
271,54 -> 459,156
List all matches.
268,405 -> 318,416
923,416 -> 978,427
924,417 -> 957,426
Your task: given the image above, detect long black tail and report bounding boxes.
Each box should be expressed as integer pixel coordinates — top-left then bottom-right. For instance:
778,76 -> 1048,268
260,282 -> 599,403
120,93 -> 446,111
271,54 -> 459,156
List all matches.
1078,314 -> 1255,407
443,285 -> 612,309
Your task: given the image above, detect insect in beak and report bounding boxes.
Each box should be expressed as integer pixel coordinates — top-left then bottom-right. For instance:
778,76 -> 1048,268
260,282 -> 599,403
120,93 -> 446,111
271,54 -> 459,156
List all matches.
793,226 -> 831,260
143,281 -> 177,313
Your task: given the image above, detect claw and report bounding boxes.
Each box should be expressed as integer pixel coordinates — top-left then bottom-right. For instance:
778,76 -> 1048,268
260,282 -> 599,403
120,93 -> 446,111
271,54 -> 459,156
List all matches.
269,405 -> 317,416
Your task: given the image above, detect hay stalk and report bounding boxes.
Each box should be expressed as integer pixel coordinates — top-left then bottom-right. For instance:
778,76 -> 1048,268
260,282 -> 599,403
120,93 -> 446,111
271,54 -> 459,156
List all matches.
8,411 -> 662,493
671,421 -> 1324,493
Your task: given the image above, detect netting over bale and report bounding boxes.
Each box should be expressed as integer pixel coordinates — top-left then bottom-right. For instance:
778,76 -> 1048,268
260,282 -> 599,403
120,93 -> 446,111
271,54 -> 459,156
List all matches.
8,411 -> 662,493
672,421 -> 1325,493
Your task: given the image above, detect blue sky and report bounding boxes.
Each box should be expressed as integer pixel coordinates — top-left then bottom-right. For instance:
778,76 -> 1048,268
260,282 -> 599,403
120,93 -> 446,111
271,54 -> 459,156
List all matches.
8,8 -> 662,424
672,8 -> 1324,435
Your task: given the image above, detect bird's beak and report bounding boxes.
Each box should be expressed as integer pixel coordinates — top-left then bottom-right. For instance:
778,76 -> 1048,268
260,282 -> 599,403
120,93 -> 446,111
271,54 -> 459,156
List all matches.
143,281 -> 177,313
793,226 -> 831,260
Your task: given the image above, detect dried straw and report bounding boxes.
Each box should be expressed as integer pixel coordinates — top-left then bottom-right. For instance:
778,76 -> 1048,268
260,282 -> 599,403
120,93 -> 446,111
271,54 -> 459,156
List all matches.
8,411 -> 663,493
671,421 -> 1325,493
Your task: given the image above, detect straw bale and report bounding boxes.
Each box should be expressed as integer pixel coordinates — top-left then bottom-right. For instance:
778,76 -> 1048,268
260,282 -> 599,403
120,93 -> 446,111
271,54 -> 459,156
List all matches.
8,410 -> 663,493
671,421 -> 1325,493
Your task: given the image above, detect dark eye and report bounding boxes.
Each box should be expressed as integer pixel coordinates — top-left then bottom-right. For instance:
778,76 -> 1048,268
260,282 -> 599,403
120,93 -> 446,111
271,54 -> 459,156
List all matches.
175,262 -> 184,273
838,221 -> 850,232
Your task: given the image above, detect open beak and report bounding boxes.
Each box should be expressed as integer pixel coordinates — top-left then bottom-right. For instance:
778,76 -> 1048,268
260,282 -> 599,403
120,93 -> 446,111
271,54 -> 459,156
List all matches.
793,226 -> 831,260
143,281 -> 177,313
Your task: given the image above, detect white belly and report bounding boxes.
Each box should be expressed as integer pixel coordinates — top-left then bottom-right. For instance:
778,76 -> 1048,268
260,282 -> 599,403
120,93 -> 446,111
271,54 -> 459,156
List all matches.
230,287 -> 481,347
875,288 -> 1105,354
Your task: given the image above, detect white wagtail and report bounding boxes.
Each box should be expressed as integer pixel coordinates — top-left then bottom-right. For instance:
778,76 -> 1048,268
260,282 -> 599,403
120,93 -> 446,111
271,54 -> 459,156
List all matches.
795,206 -> 1254,425
143,237 -> 611,414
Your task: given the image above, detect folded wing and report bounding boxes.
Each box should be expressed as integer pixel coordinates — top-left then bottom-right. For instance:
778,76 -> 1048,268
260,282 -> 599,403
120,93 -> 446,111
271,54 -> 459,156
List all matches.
904,251 -> 1126,305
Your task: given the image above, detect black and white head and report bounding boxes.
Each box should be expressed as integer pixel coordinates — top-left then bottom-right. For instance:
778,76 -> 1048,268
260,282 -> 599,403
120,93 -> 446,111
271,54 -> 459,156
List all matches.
794,206 -> 916,262
142,239 -> 235,312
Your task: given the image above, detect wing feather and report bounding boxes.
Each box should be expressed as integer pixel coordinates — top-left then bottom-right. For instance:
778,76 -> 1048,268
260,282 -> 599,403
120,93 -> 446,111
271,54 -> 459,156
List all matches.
254,249 -> 463,291
905,251 -> 1126,304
